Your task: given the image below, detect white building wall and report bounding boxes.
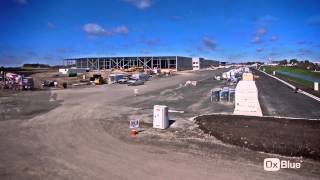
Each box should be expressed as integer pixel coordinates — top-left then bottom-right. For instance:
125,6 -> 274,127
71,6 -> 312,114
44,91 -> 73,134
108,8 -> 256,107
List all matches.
192,57 -> 200,70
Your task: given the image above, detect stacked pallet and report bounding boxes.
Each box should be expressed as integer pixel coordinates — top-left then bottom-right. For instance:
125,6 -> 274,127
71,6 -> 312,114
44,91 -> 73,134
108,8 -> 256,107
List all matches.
234,73 -> 262,116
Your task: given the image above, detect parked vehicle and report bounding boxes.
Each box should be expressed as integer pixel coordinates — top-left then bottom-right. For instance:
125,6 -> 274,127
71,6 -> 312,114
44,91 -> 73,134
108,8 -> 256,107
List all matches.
94,77 -> 103,85
131,73 -> 149,81
127,79 -> 144,86
42,80 -> 55,87
1,72 -> 34,90
21,77 -> 34,90
108,74 -> 125,84
118,78 -> 128,84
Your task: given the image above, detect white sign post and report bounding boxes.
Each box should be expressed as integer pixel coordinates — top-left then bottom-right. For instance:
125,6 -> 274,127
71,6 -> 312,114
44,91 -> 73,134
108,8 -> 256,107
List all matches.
134,89 -> 139,96
129,120 -> 139,129
314,82 -> 319,91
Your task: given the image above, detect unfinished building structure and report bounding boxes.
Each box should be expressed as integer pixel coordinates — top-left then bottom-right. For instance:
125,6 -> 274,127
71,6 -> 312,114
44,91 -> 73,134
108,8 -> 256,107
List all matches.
64,56 -> 195,71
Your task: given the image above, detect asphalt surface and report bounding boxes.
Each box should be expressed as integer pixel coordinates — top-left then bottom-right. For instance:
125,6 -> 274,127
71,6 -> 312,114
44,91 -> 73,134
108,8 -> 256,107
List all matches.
253,69 -> 320,119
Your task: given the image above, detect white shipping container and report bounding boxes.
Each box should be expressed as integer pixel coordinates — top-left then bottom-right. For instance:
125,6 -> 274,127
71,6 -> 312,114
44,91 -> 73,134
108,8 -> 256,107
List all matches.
153,105 -> 169,129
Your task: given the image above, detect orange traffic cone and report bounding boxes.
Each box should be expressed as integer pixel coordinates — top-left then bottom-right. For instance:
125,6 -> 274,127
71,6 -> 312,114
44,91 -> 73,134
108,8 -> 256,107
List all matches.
130,129 -> 138,137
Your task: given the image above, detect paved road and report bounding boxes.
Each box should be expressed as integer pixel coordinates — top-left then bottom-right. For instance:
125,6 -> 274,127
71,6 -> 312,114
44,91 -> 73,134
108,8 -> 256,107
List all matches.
253,69 -> 320,119
0,69 -> 319,180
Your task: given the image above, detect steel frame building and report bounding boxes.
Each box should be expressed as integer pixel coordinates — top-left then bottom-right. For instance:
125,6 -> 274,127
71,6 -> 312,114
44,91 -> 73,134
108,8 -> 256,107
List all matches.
64,56 -> 193,71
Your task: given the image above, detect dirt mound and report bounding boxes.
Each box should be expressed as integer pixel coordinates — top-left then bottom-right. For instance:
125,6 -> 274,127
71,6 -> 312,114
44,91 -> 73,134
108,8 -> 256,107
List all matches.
195,114 -> 320,161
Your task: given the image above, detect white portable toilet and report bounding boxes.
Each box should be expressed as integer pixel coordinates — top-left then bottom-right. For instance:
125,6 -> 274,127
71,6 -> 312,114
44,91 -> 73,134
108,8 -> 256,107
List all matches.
153,105 -> 169,129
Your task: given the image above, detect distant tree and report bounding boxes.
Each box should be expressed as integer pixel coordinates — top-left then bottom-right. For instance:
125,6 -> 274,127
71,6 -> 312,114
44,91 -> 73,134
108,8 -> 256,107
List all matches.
245,62 -> 255,65
23,63 -> 50,68
289,59 -> 299,64
296,60 -> 316,70
279,59 -> 288,65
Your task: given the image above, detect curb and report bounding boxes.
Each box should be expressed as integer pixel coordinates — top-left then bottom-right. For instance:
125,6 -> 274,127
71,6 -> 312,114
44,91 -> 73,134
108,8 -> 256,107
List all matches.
257,69 -> 320,102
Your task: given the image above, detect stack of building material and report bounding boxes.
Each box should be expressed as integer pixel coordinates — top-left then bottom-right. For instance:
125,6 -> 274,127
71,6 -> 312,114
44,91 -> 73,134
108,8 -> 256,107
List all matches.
234,80 -> 262,116
210,87 -> 235,102
242,72 -> 254,81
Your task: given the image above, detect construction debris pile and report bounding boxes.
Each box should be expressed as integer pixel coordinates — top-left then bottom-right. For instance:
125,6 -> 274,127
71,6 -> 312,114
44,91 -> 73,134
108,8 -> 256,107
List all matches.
211,66 -> 262,116
0,70 -> 34,90
0,65 -> 176,92
221,67 -> 249,83
210,67 -> 248,103
210,87 -> 235,102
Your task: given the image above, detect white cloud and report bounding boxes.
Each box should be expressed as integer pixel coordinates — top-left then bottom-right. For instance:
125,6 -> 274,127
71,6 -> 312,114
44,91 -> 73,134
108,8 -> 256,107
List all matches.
126,0 -> 151,9
83,23 -> 129,37
251,36 -> 262,44
83,23 -> 107,36
251,28 -> 267,44
255,28 -> 267,36
113,25 -> 129,34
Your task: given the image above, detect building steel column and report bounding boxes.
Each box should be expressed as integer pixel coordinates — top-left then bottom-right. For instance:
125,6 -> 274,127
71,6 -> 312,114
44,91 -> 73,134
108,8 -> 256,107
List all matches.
87,58 -> 89,69
151,56 -> 154,69
98,58 -> 100,70
175,56 -> 178,71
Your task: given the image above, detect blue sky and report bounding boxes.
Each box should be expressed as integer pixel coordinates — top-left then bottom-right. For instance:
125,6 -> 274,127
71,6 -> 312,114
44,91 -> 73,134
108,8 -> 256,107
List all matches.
0,0 -> 320,66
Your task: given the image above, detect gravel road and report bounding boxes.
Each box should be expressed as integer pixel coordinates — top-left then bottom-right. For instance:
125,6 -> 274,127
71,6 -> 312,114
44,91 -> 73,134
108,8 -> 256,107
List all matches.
1,69 -> 319,180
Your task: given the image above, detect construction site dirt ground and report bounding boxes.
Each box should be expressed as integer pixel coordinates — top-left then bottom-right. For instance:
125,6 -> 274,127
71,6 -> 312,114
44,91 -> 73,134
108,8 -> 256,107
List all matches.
1,68 -> 320,180
196,114 -> 320,160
